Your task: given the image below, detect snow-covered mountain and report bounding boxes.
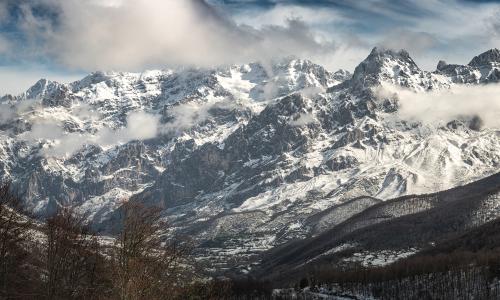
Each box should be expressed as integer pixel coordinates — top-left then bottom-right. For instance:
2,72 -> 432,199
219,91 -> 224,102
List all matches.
0,49 -> 499,270
258,172 -> 500,278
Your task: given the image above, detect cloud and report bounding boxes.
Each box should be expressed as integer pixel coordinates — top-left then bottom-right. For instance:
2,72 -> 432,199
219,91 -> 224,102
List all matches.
3,0 -> 500,77
161,99 -> 239,135
20,110 -> 160,158
289,112 -> 317,126
222,0 -> 500,70
3,0 -> 338,72
377,84 -> 500,128
124,111 -> 159,140
400,0 -> 500,69
233,4 -> 347,28
161,102 -> 211,135
230,3 -> 370,70
0,104 -> 16,124
0,98 -> 42,125
18,99 -> 242,158
299,86 -> 325,98
97,111 -> 159,147
21,120 -> 84,158
378,29 -> 439,56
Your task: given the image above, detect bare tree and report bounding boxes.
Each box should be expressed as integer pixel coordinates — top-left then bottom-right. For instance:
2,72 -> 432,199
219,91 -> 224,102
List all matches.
111,202 -> 192,300
45,208 -> 110,299
0,184 -> 37,298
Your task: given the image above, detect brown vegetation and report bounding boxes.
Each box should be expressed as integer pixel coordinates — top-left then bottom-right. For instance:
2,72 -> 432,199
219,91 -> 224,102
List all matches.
2,182 -> 500,299
0,184 -> 39,298
45,208 -> 109,299
0,185 -> 200,299
110,202 -> 191,300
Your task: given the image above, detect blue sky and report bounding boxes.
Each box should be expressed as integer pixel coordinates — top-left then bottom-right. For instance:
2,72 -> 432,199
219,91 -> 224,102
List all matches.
1,0 -> 499,94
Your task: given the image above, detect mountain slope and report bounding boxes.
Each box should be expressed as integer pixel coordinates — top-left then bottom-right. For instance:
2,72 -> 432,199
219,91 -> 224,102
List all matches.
129,48 -> 499,264
256,172 -> 500,279
0,48 -> 499,271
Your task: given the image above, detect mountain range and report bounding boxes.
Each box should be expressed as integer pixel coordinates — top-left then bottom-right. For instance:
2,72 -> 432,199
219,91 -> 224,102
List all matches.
0,47 -> 499,273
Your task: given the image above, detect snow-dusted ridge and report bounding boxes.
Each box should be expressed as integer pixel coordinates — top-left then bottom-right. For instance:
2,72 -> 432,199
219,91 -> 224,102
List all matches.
0,49 -> 499,269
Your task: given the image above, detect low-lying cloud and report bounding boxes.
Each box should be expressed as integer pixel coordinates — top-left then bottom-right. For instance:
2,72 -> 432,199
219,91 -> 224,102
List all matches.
289,112 -> 317,127
20,111 -> 160,158
161,99 -> 240,135
96,111 -> 159,147
14,98 -> 236,158
377,84 -> 500,128
161,102 -> 213,136
0,103 -> 16,123
5,91 -> 237,158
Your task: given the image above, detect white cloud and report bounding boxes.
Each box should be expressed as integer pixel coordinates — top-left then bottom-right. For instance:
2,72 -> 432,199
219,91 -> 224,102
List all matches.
226,0 -> 500,71
377,84 -> 500,128
161,102 -> 210,135
231,4 -> 370,71
0,104 -> 16,124
289,112 -> 317,127
233,4 -> 347,28
96,111 -> 159,147
0,98 -> 42,125
3,0 -> 500,80
299,86 -> 325,98
122,111 -> 158,140
6,0 -> 338,72
160,99 -> 238,135
20,110 -> 160,158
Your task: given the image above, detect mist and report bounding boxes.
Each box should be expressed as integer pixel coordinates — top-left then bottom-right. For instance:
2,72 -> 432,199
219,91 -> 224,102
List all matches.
20,111 -> 160,158
161,99 -> 241,135
289,112 -> 317,127
377,84 -> 500,128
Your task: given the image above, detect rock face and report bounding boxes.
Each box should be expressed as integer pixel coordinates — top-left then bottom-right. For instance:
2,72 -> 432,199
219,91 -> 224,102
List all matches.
1,50 -> 499,269
468,48 -> 500,68
437,48 -> 500,84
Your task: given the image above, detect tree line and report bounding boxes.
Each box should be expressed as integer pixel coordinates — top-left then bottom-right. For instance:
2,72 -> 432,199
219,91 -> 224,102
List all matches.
10,176 -> 500,300
0,184 -> 272,299
280,248 -> 500,299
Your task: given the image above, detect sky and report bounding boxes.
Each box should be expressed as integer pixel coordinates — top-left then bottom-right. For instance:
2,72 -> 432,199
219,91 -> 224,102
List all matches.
0,0 -> 499,95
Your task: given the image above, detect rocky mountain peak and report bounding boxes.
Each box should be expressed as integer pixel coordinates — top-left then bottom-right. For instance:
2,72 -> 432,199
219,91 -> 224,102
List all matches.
437,60 -> 448,71
349,47 -> 422,89
25,78 -> 61,100
435,49 -> 500,84
268,57 -> 333,78
332,69 -> 352,83
74,71 -> 113,89
468,48 -> 500,67
366,47 -> 415,65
